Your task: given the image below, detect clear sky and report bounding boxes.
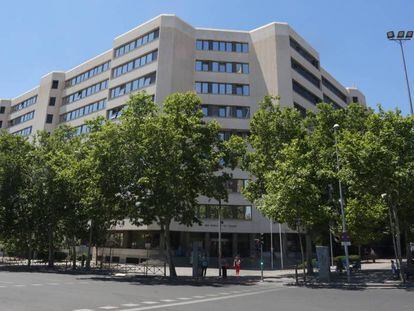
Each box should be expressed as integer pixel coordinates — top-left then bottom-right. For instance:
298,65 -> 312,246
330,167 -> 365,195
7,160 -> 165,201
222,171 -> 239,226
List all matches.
1,0 -> 413,114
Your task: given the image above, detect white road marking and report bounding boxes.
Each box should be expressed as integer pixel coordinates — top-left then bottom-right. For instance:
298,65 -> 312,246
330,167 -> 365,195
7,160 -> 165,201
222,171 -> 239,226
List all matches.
192,296 -> 205,298
122,304 -> 140,307
177,297 -> 191,300
160,299 -> 175,302
141,301 -> 158,304
219,292 -> 230,295
205,294 -> 218,297
99,306 -> 118,310
13,285 -> 25,287
117,287 -> 283,311
73,309 -> 94,311
31,284 -> 43,286
46,283 -> 59,286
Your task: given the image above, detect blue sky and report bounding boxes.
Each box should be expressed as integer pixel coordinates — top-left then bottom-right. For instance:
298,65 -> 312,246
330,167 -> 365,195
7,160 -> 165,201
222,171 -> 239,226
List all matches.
1,0 -> 413,114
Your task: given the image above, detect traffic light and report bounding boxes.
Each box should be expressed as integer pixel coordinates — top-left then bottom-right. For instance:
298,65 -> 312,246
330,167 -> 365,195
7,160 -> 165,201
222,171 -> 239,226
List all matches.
260,233 -> 264,245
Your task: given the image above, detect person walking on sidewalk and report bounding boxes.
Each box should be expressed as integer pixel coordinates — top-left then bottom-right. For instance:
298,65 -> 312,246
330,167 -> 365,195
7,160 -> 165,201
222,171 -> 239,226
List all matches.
201,254 -> 209,277
234,255 -> 241,276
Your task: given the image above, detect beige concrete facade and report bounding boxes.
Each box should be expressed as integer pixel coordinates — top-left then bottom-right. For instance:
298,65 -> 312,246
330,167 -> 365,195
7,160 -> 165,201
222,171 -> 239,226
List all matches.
0,14 -> 366,260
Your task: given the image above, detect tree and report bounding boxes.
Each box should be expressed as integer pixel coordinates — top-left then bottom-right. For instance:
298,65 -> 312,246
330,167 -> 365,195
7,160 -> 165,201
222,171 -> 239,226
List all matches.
0,131 -> 35,265
115,92 -> 242,276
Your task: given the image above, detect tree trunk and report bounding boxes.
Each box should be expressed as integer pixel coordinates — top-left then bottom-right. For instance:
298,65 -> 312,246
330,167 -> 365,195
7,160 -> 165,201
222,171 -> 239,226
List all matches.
47,228 -> 54,268
72,243 -> 77,270
164,221 -> 177,277
86,222 -> 93,269
405,228 -> 413,269
392,204 -> 405,282
298,232 -> 306,281
27,242 -> 32,268
305,231 -> 314,275
159,224 -> 166,260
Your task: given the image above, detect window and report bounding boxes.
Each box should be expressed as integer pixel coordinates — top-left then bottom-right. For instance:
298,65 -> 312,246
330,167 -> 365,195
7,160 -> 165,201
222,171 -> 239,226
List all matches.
64,80 -> 108,105
218,130 -> 250,141
0,121 -> 2,128
114,28 -> 159,58
294,102 -> 307,117
65,61 -> 111,88
110,72 -> 156,99
197,205 -> 252,220
0,106 -> 5,114
60,99 -> 106,123
107,105 -> 125,120
322,77 -> 347,102
9,111 -> 35,127
292,80 -> 322,105
227,179 -> 249,193
352,96 -> 359,103
291,58 -> 320,88
195,82 -> 250,96
51,80 -> 59,89
323,94 -> 342,110
195,40 -> 249,53
290,37 -> 319,68
201,105 -> 250,119
11,95 -> 37,113
112,50 -> 158,78
12,126 -> 32,136
46,114 -> 53,124
49,97 -> 56,106
194,60 -> 249,74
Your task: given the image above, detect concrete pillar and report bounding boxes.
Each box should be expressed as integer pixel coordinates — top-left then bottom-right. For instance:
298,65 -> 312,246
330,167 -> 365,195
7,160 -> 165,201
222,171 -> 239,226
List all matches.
204,232 -> 211,256
232,233 -> 238,256
249,233 -> 256,257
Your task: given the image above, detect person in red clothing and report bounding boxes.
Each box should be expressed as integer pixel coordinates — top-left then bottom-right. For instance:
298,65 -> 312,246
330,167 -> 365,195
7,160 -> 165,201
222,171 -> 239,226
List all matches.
234,255 -> 241,276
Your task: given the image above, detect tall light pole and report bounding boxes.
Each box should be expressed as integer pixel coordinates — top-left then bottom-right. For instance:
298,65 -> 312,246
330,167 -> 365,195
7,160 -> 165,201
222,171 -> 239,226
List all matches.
218,199 -> 222,277
333,124 -> 351,282
270,220 -> 274,270
278,223 -> 284,269
387,30 -> 413,115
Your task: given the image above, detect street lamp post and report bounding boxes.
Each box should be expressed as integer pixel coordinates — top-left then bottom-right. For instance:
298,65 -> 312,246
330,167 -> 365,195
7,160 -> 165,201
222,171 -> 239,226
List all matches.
218,198 -> 222,277
333,124 -> 351,283
386,30 -> 414,116
270,220 -> 274,270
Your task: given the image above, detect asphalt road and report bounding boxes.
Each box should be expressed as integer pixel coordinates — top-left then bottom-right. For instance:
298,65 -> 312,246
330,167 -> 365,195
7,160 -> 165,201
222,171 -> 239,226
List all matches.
0,271 -> 413,311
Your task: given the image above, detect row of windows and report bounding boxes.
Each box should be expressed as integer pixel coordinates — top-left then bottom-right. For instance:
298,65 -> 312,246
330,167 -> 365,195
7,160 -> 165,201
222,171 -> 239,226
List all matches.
226,179 -> 249,193
292,80 -> 322,105
110,72 -> 156,99
218,130 -> 250,141
291,58 -> 320,88
12,126 -> 32,136
112,50 -> 158,78
65,61 -> 110,88
195,60 -> 249,74
9,111 -> 34,127
11,95 -> 37,113
64,80 -> 109,105
196,40 -> 249,53
60,99 -> 106,123
201,104 -> 250,119
290,37 -> 319,69
322,77 -> 347,102
114,28 -> 159,58
323,94 -> 342,110
197,205 -> 252,221
195,82 -> 250,96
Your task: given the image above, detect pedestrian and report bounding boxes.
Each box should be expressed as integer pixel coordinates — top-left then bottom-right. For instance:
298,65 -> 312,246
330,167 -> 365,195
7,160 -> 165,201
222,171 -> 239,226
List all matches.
234,255 -> 241,276
201,254 -> 208,277
370,248 -> 376,263
221,258 -> 228,278
391,260 -> 398,277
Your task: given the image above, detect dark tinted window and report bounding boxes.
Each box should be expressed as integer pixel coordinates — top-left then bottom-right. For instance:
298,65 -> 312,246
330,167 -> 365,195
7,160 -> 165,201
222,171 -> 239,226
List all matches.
52,80 -> 59,89
46,114 -> 53,123
49,97 -> 56,106
0,106 -> 5,114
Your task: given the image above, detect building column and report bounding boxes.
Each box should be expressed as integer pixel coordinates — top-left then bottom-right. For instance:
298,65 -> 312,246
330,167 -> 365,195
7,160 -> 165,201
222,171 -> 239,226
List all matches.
249,233 -> 256,257
232,233 -> 238,256
204,232 -> 211,256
